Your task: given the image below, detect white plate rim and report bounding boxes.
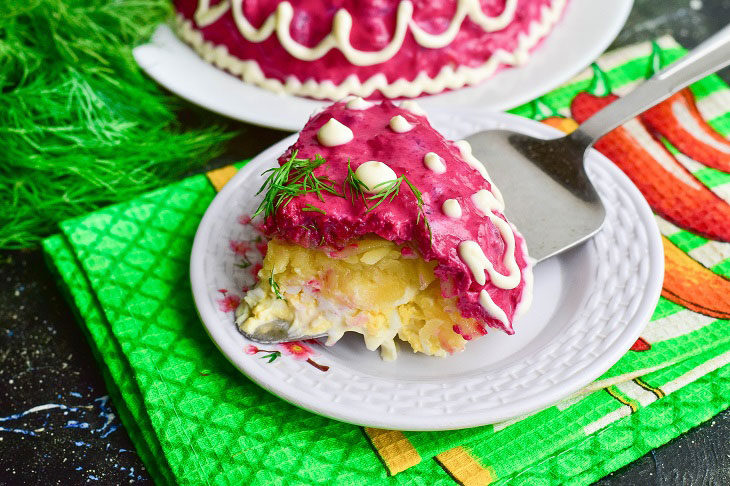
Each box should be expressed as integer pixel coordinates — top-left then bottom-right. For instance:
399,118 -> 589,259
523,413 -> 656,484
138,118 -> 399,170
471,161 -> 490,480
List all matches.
135,0 -> 633,131
190,110 -> 663,430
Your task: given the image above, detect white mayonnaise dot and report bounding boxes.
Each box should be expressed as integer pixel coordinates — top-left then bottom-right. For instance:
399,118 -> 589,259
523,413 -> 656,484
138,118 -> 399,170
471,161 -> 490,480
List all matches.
442,199 -> 462,219
346,96 -> 374,110
317,118 -> 353,147
423,152 -> 446,173
355,161 -> 397,194
389,115 -> 413,133
454,139 -> 472,155
399,100 -> 426,116
471,189 -> 504,214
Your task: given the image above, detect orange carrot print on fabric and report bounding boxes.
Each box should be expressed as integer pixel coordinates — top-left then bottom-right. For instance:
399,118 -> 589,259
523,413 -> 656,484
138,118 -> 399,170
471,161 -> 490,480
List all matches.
570,66 -> 730,242
641,90 -> 730,173
661,235 -> 730,319
541,116 -> 578,134
639,41 -> 730,173
531,98 -> 579,134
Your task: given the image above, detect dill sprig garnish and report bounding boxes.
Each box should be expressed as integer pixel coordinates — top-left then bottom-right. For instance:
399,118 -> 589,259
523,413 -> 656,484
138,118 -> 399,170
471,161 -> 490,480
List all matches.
343,159 -> 369,207
253,150 -> 343,219
269,270 -> 285,300
299,223 -> 326,246
367,175 -> 431,239
302,204 -> 326,214
366,177 -> 403,213
234,255 -> 252,269
254,152 -> 432,242
404,178 -> 433,241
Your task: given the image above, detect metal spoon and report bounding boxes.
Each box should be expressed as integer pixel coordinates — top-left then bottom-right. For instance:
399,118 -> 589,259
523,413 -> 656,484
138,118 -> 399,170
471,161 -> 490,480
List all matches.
467,24 -> 730,262
235,301 -> 326,343
239,26 -> 730,344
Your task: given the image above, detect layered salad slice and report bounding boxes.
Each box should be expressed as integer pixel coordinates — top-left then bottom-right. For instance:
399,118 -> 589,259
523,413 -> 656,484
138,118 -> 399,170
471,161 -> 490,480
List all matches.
237,98 -> 533,360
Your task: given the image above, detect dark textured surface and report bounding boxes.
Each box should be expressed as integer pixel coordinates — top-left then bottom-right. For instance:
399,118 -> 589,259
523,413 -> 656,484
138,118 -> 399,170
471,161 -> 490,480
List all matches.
0,251 -> 147,484
1,1 -> 730,484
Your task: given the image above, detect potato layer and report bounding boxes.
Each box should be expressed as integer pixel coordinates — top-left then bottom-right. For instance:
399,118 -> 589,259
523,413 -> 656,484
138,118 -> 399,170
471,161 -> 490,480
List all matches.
239,237 -> 472,359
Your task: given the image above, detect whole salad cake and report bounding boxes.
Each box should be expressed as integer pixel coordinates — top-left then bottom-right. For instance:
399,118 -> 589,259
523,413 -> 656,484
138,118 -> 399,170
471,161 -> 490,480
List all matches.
236,98 -> 533,360
174,0 -> 568,99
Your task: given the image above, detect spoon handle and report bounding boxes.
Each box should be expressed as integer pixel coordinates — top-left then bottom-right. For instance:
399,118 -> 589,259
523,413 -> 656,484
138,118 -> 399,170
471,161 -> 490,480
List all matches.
572,24 -> 730,146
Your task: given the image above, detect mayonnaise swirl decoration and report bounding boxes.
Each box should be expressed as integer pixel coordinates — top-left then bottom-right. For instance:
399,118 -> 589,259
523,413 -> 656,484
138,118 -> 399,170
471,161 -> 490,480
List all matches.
458,191 -> 520,289
178,0 -> 568,100
193,0 -> 519,65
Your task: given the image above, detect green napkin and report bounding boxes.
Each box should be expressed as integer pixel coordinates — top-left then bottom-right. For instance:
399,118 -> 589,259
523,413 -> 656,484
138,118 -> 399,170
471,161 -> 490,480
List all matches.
43,38 -> 730,485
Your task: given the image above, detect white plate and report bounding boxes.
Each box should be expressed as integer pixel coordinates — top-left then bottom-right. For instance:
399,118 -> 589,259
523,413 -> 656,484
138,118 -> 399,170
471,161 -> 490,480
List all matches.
135,0 -> 633,131
190,109 -> 663,430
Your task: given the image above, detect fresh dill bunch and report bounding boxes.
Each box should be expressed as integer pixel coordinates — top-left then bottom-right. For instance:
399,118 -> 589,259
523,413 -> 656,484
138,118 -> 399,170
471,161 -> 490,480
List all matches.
253,151 -> 342,219
269,270 -> 285,300
0,0 -> 236,249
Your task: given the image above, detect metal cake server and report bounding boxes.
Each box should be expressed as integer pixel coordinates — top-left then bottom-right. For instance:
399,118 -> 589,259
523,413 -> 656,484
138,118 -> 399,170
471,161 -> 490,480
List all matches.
467,24 -> 730,262
240,25 -> 730,344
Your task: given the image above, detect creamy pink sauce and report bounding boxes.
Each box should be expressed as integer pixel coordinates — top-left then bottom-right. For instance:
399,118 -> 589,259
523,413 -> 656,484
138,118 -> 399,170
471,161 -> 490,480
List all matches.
259,101 -> 529,337
175,0 -> 554,98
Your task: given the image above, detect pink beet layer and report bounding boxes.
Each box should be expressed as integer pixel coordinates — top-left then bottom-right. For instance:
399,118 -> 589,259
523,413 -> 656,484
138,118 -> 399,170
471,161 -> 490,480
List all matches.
260,101 -> 530,337
175,0 -> 556,98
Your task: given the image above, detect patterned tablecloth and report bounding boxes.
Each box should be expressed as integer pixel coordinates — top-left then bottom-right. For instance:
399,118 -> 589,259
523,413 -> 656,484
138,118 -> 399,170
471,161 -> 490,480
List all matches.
43,38 -> 730,485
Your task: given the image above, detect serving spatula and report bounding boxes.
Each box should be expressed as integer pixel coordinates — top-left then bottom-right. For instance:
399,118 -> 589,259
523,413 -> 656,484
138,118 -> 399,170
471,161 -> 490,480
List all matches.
467,24 -> 730,262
